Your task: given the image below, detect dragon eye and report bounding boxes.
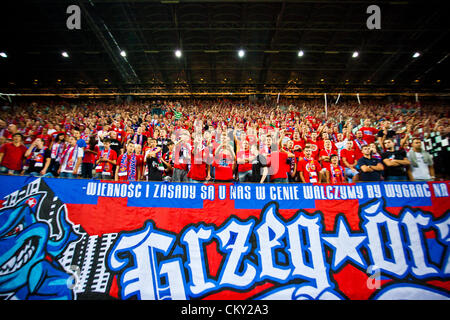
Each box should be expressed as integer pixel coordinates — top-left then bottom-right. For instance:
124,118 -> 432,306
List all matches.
6,224 -> 23,237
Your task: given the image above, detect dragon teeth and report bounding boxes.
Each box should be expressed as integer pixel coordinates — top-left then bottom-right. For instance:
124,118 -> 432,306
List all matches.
0,239 -> 36,276
6,256 -> 16,269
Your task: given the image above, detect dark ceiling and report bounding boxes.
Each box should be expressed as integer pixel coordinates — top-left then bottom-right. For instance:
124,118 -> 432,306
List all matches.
0,0 -> 449,96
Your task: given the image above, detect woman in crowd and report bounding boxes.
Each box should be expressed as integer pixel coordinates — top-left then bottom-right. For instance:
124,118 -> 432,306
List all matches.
48,132 -> 66,176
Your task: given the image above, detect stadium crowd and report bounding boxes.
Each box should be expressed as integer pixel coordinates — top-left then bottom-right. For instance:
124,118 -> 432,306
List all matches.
0,98 -> 448,183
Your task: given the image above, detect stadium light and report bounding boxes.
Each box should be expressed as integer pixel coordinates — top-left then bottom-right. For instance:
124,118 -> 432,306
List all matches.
413,52 -> 421,58
120,50 -> 127,57
62,51 -> 69,58
238,49 -> 245,58
175,49 -> 182,58
352,51 -> 359,58
298,50 -> 304,57
0,52 -> 7,58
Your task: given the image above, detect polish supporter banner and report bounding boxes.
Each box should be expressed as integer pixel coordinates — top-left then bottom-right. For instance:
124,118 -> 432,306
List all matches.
0,175 -> 449,300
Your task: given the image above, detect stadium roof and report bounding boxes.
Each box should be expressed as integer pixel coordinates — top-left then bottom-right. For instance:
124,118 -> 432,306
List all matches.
0,0 -> 449,97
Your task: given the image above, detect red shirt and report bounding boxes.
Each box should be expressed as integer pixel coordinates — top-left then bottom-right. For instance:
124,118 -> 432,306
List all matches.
360,127 -> 378,144
95,148 -> 117,175
293,139 -> 305,150
213,158 -> 234,181
188,162 -> 208,181
237,150 -> 252,172
112,128 -> 125,142
297,157 -> 322,183
318,148 -> 334,171
188,147 -> 209,181
317,139 -> 325,151
307,141 -> 320,160
340,149 -> 357,167
82,145 -> 99,164
353,139 -> 367,160
0,142 -> 27,171
268,151 -> 290,180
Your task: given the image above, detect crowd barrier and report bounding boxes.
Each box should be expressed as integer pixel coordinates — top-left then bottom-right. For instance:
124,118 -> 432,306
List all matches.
0,175 -> 449,300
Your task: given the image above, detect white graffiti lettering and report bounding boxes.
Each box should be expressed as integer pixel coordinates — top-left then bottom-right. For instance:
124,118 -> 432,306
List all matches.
107,199 -> 450,300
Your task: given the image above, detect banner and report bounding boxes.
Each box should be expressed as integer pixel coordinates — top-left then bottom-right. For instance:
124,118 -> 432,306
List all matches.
0,176 -> 449,300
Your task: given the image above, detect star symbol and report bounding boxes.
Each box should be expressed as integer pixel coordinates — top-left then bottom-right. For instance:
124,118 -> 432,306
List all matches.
26,197 -> 37,208
322,216 -> 367,271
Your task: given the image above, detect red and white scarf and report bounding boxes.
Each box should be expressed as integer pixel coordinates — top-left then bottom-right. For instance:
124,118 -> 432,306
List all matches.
118,152 -> 137,180
62,145 -> 78,171
96,148 -> 112,175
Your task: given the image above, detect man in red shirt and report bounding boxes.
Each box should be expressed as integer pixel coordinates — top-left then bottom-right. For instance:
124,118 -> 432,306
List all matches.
268,147 -> 295,183
297,145 -> 322,183
111,120 -> 126,143
188,135 -> 211,183
340,140 -> 359,182
236,140 -> 253,182
95,138 -> 117,180
306,132 -> 320,160
359,118 -> 378,144
213,146 -> 235,182
318,132 -> 332,151
0,133 -> 27,174
291,131 -> 305,157
318,139 -> 334,172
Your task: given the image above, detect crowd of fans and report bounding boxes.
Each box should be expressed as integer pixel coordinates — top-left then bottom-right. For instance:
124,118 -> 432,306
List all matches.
0,98 -> 448,184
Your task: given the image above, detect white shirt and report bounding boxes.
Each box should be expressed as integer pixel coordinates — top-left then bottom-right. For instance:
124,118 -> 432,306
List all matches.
409,151 -> 431,180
